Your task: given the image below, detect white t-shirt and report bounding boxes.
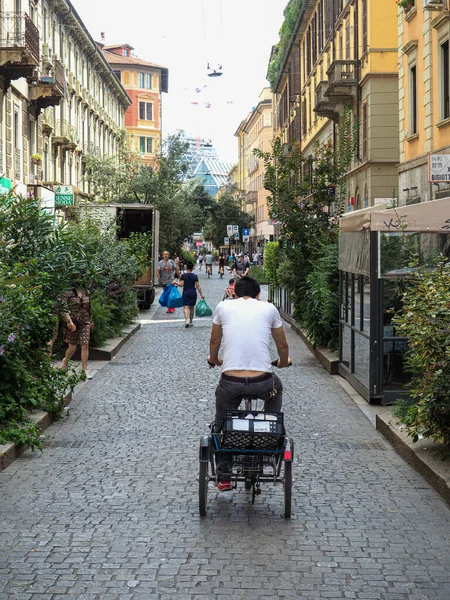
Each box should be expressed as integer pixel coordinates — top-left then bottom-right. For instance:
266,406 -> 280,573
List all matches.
205,254 -> 213,264
212,298 -> 283,373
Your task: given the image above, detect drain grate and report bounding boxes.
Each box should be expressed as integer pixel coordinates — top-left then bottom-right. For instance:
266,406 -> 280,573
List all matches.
48,440 -> 87,449
337,441 -> 387,451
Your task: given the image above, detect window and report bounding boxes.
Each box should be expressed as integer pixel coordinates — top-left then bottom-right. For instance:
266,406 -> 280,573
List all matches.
318,1 -> 323,53
346,20 -> 351,60
409,64 -> 418,135
362,0 -> 368,55
113,70 -> 121,82
139,72 -> 145,88
146,73 -> 151,89
123,49 -> 129,57
362,102 -> 368,159
441,40 -> 449,121
306,28 -> 311,75
139,102 -> 153,120
139,137 -> 153,154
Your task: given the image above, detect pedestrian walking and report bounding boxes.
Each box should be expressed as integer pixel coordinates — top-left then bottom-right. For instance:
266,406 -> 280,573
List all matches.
61,287 -> 94,375
173,261 -> 204,327
252,251 -> 259,267
198,254 -> 203,270
156,251 -> 180,314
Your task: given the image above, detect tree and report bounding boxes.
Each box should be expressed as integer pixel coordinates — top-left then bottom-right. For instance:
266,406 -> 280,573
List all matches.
83,129 -> 141,202
203,192 -> 253,249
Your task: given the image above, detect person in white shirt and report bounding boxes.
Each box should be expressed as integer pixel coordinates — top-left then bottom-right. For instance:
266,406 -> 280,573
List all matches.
208,276 -> 290,489
252,251 -> 259,267
205,252 -> 213,275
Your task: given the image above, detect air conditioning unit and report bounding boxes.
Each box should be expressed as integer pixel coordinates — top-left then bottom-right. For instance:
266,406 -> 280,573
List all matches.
423,0 -> 445,9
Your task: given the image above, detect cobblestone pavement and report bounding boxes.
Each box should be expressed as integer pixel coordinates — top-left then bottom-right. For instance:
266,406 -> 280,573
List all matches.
1,269 -> 450,600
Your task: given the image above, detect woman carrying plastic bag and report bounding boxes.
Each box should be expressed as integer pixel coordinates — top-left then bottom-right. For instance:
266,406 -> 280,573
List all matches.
173,261 -> 205,327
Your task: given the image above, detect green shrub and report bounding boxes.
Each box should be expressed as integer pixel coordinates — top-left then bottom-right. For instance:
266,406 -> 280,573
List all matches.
263,241 -> 281,286
0,194 -> 85,449
299,242 -> 339,350
392,257 -> 450,446
248,266 -> 269,284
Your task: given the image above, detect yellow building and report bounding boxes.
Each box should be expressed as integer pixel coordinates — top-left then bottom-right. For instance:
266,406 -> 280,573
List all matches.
398,1 -> 450,204
235,88 -> 274,250
272,0 -> 399,211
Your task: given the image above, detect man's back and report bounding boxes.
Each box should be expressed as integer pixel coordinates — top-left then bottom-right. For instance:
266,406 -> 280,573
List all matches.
213,298 -> 282,373
205,254 -> 213,264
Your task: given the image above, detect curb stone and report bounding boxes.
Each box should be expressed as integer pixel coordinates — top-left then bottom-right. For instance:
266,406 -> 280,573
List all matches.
0,321 -> 141,473
376,411 -> 450,505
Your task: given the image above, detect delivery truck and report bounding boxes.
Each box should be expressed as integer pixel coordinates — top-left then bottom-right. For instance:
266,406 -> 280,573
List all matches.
80,203 -> 160,309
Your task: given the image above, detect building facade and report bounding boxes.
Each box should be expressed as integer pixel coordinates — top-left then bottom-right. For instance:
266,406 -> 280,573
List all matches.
101,44 -> 168,165
398,1 -> 450,205
235,88 -> 274,250
0,0 -> 130,206
273,0 -> 399,212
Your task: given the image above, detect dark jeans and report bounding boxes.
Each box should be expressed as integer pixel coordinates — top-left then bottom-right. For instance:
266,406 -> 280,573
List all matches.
214,372 -> 283,430
213,373 -> 283,481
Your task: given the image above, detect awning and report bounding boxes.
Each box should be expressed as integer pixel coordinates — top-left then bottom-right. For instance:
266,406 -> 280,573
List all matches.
340,197 -> 450,233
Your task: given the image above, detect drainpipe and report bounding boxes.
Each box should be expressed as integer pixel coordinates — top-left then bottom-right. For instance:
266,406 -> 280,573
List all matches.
354,0 -> 361,161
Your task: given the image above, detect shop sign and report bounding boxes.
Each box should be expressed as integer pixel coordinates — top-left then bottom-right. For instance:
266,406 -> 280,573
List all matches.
428,154 -> 450,182
54,185 -> 74,206
0,177 -> 12,194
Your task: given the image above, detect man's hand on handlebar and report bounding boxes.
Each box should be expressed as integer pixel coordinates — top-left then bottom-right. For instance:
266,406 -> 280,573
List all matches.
272,357 -> 292,368
207,355 -> 223,368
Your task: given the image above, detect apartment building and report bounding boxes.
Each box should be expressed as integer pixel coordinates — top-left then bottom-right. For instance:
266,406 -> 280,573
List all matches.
398,0 -> 450,205
273,0 -> 399,211
0,0 -> 130,207
101,44 -> 168,165
235,88 -> 274,250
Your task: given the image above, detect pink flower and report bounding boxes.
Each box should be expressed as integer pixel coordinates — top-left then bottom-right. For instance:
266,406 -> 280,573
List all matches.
7,333 -> 15,342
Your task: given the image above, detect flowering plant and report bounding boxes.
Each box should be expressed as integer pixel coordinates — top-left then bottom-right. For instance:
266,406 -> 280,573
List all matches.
396,0 -> 414,8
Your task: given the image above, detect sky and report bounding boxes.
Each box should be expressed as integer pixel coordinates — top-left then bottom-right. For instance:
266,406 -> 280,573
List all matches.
72,0 -> 288,164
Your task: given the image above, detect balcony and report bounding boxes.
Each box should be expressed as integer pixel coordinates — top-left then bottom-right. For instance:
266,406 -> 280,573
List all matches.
29,58 -> 65,111
245,191 -> 258,204
86,141 -> 101,157
325,60 -> 358,104
41,108 -> 55,135
52,120 -> 78,149
0,13 -> 39,86
314,81 -> 339,122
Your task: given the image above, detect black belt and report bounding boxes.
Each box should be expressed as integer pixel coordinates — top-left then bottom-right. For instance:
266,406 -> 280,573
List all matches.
222,372 -> 272,384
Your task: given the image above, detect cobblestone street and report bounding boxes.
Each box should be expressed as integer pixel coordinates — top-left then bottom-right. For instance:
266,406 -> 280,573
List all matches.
1,272 -> 450,600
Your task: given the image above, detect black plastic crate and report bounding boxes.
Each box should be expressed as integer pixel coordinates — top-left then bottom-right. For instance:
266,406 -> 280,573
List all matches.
217,410 -> 285,452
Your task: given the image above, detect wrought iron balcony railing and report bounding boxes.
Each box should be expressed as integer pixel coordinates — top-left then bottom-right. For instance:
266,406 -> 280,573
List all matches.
0,12 -> 39,66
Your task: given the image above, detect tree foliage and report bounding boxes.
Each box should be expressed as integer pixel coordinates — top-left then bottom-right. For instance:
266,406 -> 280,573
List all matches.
203,192 -> 253,250
268,0 -> 304,91
392,257 -> 450,447
84,129 -> 141,202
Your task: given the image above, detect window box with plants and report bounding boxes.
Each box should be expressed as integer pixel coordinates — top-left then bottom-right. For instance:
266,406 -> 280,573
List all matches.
397,0 -> 415,10
31,153 -> 42,166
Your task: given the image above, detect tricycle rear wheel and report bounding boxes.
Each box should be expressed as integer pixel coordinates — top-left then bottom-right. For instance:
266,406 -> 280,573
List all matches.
199,461 -> 208,516
283,461 -> 292,519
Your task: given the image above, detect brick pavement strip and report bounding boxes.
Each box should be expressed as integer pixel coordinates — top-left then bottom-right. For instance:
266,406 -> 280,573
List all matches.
1,272 -> 450,599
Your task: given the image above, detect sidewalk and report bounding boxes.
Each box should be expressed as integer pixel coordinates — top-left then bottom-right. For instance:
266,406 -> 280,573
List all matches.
288,324 -> 450,506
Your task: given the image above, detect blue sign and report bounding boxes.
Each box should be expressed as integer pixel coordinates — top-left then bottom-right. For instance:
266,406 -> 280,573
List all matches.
242,228 -> 250,236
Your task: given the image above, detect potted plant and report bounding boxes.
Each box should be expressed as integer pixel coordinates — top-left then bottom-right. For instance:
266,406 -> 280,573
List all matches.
397,0 -> 414,10
31,153 -> 42,166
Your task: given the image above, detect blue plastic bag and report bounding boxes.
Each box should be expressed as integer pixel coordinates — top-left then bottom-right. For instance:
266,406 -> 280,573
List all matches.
158,285 -> 171,307
167,285 -> 183,309
195,298 -> 212,317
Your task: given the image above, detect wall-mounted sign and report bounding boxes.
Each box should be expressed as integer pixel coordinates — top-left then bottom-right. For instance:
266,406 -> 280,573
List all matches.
54,185 -> 74,206
428,154 -> 450,182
